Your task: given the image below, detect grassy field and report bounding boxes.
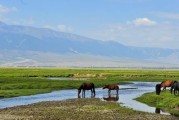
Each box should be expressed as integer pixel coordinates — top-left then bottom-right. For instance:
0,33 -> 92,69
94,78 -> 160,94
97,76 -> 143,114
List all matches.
0,98 -> 178,120
136,90 -> 179,116
1,68 -> 179,119
1,68 -> 179,98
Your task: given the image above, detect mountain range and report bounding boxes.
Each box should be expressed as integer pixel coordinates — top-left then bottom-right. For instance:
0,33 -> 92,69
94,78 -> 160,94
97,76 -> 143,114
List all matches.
0,21 -> 179,68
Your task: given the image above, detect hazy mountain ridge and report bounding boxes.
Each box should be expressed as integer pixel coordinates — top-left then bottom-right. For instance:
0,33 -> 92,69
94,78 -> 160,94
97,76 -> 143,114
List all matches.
0,21 -> 179,68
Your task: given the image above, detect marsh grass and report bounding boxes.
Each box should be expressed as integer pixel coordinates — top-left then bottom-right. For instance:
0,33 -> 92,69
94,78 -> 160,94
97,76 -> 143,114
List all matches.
1,68 -> 179,98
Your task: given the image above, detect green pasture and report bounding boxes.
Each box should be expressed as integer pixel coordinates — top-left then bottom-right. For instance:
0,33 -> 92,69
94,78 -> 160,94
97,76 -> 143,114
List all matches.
1,68 -> 179,98
136,91 -> 179,116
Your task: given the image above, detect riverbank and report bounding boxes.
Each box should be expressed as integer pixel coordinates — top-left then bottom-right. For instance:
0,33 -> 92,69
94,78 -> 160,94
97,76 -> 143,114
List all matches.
1,68 -> 179,98
0,98 -> 177,120
136,90 -> 179,116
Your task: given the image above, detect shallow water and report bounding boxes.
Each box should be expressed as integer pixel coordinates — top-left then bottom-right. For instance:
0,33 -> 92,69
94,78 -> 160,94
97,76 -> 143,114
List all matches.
0,82 -> 169,115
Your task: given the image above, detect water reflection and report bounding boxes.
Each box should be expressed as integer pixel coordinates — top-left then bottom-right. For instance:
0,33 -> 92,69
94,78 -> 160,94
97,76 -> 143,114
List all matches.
103,94 -> 119,101
78,94 -> 95,99
155,108 -> 161,114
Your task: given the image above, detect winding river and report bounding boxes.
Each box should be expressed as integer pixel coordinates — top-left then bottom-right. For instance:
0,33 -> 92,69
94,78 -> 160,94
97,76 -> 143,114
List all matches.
0,82 -> 170,115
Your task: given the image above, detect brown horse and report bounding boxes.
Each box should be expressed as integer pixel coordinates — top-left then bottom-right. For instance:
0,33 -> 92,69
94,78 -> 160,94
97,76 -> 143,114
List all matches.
103,84 -> 119,94
155,80 -> 174,95
160,80 -> 174,90
103,94 -> 119,101
78,82 -> 95,97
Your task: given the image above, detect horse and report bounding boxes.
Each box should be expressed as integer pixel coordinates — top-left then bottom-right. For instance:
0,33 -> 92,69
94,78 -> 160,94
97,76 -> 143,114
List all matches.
78,82 -> 95,97
103,94 -> 119,101
155,80 -> 174,95
103,84 -> 119,94
160,80 -> 174,90
170,81 -> 179,95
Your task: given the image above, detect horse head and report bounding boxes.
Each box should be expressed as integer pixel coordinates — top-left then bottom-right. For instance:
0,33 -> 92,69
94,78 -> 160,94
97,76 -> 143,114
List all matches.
155,84 -> 161,95
103,85 -> 108,89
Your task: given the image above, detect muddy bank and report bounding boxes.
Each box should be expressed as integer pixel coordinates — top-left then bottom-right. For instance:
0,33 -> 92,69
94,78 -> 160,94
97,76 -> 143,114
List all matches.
0,98 -> 178,120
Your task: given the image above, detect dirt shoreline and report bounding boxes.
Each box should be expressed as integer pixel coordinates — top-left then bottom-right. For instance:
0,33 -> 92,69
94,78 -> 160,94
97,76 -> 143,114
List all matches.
0,98 -> 178,120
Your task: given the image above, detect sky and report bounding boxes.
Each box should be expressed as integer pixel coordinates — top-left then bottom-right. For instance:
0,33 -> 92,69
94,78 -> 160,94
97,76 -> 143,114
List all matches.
0,0 -> 179,49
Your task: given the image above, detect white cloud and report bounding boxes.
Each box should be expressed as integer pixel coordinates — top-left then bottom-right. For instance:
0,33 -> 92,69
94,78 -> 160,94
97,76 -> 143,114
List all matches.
130,18 -> 157,26
44,24 -> 73,32
0,4 -> 16,14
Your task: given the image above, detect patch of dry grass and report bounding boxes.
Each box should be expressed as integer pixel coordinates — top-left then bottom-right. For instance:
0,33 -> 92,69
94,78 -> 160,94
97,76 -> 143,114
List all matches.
0,98 -> 178,120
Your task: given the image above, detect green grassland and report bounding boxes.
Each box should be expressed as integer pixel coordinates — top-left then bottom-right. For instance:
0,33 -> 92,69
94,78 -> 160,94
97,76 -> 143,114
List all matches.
1,68 -> 179,98
136,91 -> 179,116
1,68 -> 179,117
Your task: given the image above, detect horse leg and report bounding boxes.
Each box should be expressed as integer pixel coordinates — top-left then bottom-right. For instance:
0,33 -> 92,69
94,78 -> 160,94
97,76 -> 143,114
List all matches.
82,90 -> 85,98
163,86 -> 166,91
116,89 -> 119,95
170,87 -> 173,94
93,87 -> 95,96
174,90 -> 176,96
91,89 -> 94,96
84,90 -> 85,98
108,90 -> 111,95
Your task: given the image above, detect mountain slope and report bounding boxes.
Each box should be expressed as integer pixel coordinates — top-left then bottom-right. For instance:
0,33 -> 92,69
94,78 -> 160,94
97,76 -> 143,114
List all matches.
0,21 -> 179,67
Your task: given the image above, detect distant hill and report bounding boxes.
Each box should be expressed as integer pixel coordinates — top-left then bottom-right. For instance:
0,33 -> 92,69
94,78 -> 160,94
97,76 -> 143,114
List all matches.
0,21 -> 179,68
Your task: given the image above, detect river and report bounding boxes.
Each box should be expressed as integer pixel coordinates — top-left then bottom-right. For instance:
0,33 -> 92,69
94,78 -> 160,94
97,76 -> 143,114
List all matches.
0,82 -> 170,115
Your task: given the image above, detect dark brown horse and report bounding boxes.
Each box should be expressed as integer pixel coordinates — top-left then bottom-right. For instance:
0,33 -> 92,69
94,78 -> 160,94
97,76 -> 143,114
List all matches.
103,94 -> 119,101
78,82 -> 95,97
103,84 -> 119,94
155,80 -> 174,95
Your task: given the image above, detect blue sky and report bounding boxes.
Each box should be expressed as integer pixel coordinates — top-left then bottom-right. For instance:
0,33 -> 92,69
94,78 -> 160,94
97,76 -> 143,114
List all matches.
0,0 -> 179,49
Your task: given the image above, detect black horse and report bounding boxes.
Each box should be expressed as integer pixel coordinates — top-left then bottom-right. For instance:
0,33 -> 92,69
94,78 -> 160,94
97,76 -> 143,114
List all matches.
170,81 -> 179,95
78,82 -> 95,97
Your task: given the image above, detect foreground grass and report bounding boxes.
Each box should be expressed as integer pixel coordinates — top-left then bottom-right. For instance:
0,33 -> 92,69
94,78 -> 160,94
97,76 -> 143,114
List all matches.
136,90 -> 179,116
0,98 -> 178,120
1,68 -> 179,98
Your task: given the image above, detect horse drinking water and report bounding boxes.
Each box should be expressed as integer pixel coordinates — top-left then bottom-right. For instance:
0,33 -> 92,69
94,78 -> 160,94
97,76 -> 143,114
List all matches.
78,82 -> 95,97
155,80 -> 174,95
103,84 -> 119,94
